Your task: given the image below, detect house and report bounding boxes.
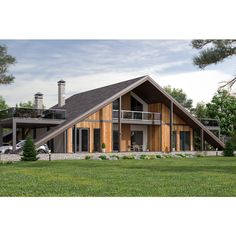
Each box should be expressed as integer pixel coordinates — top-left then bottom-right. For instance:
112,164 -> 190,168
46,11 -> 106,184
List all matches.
0,75 -> 224,153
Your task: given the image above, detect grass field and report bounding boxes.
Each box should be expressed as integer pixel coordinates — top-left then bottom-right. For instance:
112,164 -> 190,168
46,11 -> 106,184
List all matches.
1,157 -> 236,196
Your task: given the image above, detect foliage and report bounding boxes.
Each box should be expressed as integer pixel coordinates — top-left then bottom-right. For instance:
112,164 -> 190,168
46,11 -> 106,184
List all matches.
223,140 -> 235,157
101,143 -> 106,149
21,136 -> 38,161
16,101 -> 35,109
192,39 -> 236,89
0,95 -> 8,110
164,85 -> 193,111
85,156 -> 91,160
206,90 -> 236,136
192,102 -> 208,118
98,155 -> 107,160
140,154 -> 157,160
0,45 -> 16,85
122,155 -> 135,160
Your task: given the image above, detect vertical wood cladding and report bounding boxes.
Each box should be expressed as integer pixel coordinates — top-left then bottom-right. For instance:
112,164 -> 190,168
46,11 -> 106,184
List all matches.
122,92 -> 131,110
67,95 -> 194,153
121,124 -> 131,151
67,103 -> 113,153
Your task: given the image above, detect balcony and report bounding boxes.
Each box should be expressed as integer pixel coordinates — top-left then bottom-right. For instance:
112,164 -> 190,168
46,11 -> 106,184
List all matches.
198,118 -> 220,130
113,110 -> 161,125
0,107 -> 66,121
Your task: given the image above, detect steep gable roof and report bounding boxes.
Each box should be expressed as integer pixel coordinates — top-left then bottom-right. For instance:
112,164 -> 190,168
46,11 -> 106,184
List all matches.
35,75 -> 224,150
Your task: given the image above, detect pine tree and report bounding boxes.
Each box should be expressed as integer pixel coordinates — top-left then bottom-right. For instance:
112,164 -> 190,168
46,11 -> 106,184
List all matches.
192,40 -> 236,90
21,136 -> 39,161
0,45 -> 16,85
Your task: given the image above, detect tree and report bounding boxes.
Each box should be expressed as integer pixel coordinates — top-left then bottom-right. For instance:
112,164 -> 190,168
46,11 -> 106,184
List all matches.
223,140 -> 235,156
192,102 -> 208,118
21,136 -> 39,161
164,85 -> 193,111
192,40 -> 236,90
0,45 -> 16,85
16,101 -> 34,109
0,96 -> 8,110
206,90 -> 236,136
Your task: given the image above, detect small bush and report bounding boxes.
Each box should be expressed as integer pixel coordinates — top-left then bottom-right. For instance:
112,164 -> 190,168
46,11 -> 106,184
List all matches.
123,155 -> 135,160
98,155 -> 107,160
156,154 -> 162,158
85,155 -> 91,160
140,155 -> 157,160
223,140 -> 235,157
140,154 -> 147,159
21,136 -> 39,161
101,143 -> 106,149
0,161 -> 13,165
109,155 -> 119,160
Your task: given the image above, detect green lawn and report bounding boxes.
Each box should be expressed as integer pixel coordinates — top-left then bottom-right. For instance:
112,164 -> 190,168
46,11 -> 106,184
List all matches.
1,157 -> 236,196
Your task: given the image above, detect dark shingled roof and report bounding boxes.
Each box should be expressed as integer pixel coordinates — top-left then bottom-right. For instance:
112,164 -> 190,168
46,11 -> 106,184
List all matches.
52,76 -> 146,121
34,75 -> 224,150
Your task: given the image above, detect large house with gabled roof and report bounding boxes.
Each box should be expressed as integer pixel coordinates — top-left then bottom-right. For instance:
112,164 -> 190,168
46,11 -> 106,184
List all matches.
0,75 -> 224,153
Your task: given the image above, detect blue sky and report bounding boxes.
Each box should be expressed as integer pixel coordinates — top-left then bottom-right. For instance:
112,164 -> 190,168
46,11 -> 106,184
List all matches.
0,40 -> 235,108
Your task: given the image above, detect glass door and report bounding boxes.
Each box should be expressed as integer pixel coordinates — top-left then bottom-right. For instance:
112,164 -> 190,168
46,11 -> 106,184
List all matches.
93,128 -> 100,152
180,131 -> 190,151
80,129 -> 89,152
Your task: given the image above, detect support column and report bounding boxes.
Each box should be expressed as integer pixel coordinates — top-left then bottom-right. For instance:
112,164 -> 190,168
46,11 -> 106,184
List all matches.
0,125 -> 3,146
64,130 -> 67,153
200,129 -> 204,151
169,101 -> 173,152
12,119 -> 17,152
118,96 -> 122,152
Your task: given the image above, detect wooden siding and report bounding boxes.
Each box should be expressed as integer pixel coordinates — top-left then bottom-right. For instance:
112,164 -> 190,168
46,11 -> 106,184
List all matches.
67,103 -> 113,153
148,125 -> 161,151
121,124 -> 131,151
122,92 -> 131,110
67,97 -> 194,153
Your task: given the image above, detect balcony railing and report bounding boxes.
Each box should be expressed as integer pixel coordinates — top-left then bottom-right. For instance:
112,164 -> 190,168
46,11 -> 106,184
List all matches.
0,107 -> 66,120
113,110 -> 161,122
198,118 -> 220,127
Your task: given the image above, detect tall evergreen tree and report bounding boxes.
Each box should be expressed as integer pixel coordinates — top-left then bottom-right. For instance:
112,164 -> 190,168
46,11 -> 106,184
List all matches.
0,45 -> 16,85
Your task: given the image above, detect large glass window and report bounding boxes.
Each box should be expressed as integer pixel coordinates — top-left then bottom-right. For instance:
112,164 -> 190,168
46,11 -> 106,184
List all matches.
131,96 -> 143,111
172,131 -> 177,151
180,131 -> 190,151
113,130 -> 119,151
93,128 -> 100,152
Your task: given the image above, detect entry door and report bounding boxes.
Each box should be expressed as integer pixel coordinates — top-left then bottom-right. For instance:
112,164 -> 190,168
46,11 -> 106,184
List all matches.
80,129 -> 89,152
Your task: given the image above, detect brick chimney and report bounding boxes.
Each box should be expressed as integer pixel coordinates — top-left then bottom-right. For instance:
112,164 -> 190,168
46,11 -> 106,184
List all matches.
58,80 -> 66,107
34,92 -> 44,109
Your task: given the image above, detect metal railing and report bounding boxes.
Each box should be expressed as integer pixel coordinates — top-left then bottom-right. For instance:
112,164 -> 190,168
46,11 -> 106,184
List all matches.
198,118 -> 220,127
0,107 -> 66,120
113,110 -> 161,121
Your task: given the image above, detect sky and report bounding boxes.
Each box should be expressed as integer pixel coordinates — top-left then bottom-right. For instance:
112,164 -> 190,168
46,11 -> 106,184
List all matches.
0,40 -> 235,108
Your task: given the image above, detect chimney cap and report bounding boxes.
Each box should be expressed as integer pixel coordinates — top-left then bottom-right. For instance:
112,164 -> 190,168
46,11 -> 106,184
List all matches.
58,80 -> 66,84
34,92 -> 43,97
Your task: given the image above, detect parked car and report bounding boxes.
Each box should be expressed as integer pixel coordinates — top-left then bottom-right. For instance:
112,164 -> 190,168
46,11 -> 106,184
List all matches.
0,140 -> 49,154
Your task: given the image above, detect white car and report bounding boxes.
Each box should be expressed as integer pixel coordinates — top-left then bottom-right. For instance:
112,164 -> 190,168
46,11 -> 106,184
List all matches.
0,140 -> 49,154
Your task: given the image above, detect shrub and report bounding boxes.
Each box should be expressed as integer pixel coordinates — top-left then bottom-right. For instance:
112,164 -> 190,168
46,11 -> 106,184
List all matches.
123,155 -> 135,160
223,140 -> 235,156
21,136 -> 39,161
98,155 -> 107,160
140,154 -> 147,159
109,155 -> 119,160
101,143 -> 106,149
156,154 -> 162,159
85,155 -> 91,160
